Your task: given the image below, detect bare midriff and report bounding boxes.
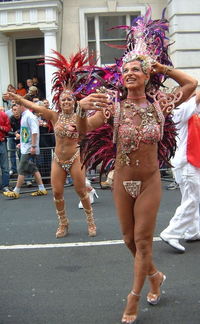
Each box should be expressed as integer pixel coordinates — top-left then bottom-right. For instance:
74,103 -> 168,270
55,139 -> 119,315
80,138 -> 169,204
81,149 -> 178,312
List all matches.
115,142 -> 159,182
53,112 -> 80,162
54,136 -> 79,162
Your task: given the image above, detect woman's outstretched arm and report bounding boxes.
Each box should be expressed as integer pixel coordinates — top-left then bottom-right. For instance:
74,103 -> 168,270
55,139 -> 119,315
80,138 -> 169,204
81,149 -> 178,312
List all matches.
76,93 -> 110,135
3,92 -> 56,122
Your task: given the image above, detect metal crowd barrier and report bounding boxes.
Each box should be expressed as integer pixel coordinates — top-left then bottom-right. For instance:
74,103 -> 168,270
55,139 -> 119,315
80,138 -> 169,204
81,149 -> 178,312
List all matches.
1,133 -> 174,192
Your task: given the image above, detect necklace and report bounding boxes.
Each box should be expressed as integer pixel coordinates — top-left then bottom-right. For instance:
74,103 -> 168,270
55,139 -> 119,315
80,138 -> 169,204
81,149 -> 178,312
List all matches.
54,112 -> 78,138
124,101 -> 149,112
59,112 -> 76,124
127,95 -> 146,100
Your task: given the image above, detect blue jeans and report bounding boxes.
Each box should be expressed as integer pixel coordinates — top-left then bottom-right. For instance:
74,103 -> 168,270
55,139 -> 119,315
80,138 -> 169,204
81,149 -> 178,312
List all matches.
0,141 -> 9,188
8,137 -> 18,173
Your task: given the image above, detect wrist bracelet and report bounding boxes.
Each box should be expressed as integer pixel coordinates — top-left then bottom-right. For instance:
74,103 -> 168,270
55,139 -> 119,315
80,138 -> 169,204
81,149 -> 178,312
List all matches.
31,145 -> 36,148
163,65 -> 174,75
76,102 -> 87,119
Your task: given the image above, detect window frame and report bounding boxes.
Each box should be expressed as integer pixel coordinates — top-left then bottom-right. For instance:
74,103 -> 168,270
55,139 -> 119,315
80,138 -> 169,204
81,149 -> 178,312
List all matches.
79,5 -> 145,66
12,34 -> 44,86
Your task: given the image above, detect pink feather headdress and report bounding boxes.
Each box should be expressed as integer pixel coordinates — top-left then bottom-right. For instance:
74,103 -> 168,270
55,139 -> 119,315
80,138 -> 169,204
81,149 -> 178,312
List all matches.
109,6 -> 173,85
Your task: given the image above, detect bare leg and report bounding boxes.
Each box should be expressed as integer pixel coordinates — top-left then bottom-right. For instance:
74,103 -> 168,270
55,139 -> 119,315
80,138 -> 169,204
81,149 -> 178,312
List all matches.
33,170 -> 43,185
70,158 -> 96,236
132,171 -> 161,293
51,160 -> 69,238
113,176 -> 139,323
15,174 -> 25,188
134,174 -> 166,304
113,170 -> 162,322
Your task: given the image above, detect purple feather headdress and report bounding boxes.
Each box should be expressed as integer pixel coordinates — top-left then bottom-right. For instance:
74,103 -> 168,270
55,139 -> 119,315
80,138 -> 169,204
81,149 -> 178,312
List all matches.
108,6 -> 173,88
123,7 -> 171,64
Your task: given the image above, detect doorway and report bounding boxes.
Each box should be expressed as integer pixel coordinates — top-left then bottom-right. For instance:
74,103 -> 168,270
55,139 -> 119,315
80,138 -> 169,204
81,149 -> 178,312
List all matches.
15,37 -> 46,97
17,58 -> 45,97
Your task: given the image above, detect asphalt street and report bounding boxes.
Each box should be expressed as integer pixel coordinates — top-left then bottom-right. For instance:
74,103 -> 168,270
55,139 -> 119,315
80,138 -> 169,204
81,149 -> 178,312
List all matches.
0,181 -> 200,324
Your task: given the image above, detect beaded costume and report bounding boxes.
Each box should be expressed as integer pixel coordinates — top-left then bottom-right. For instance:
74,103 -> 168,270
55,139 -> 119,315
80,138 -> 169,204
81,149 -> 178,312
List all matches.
80,7 -> 180,198
54,112 -> 78,139
54,149 -> 80,173
123,180 -> 141,199
116,100 -> 165,166
54,112 -> 80,172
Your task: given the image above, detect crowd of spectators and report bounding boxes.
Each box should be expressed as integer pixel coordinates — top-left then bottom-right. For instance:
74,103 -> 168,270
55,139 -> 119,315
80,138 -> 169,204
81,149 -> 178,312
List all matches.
0,77 -> 55,192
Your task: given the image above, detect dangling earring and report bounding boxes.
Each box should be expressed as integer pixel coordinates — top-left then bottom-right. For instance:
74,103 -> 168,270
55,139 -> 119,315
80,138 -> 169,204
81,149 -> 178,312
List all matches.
144,79 -> 148,86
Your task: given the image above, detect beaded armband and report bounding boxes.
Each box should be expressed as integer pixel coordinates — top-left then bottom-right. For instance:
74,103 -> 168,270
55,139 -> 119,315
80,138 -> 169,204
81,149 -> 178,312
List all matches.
76,102 -> 87,119
163,65 -> 174,76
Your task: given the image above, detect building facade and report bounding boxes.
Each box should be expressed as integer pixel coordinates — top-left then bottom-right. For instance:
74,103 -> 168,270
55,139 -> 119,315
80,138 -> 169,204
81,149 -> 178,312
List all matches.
0,0 -> 199,105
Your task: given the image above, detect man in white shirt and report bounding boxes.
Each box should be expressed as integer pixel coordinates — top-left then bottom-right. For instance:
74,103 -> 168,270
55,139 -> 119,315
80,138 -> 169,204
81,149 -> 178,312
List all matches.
160,92 -> 200,252
3,104 -> 47,199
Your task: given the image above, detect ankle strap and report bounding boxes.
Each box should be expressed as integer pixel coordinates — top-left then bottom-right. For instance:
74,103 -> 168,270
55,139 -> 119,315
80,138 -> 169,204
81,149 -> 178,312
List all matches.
130,291 -> 140,297
148,271 -> 159,278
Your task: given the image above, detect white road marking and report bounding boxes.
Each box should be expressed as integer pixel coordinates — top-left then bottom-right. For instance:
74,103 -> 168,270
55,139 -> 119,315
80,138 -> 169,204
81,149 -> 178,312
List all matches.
0,237 -> 162,250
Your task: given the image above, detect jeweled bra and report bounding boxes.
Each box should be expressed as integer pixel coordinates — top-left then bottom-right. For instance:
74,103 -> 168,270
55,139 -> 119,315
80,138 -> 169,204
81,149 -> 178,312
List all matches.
115,100 -> 165,166
54,112 -> 79,139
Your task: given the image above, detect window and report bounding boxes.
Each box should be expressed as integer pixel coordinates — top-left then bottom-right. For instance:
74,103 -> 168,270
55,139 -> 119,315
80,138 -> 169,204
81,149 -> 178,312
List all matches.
16,38 -> 44,57
87,13 -> 139,65
15,37 -> 45,92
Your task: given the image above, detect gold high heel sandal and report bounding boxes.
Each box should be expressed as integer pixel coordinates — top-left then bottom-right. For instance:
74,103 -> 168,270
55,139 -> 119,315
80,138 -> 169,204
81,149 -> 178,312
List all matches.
80,192 -> 97,236
84,207 -> 96,237
121,291 -> 140,324
147,271 -> 166,305
54,197 -> 69,238
55,209 -> 69,238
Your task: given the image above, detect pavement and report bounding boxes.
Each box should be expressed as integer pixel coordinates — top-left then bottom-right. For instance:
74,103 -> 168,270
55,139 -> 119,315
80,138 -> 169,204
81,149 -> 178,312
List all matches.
0,182 -> 200,324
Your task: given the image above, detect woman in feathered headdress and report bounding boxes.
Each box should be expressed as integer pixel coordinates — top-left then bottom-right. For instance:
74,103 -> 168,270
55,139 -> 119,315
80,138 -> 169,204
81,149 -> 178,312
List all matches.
76,7 -> 197,323
4,49 -> 98,238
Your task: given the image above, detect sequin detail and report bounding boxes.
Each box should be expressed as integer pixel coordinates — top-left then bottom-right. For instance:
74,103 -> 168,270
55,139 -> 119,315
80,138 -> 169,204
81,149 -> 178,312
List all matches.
147,88 -> 182,114
116,101 -> 164,165
123,180 -> 142,198
54,149 -> 80,172
54,112 -> 79,139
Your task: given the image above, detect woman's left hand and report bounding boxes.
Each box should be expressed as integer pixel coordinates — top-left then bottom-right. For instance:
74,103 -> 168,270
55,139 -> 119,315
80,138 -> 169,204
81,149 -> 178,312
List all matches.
151,62 -> 166,74
79,93 -> 110,111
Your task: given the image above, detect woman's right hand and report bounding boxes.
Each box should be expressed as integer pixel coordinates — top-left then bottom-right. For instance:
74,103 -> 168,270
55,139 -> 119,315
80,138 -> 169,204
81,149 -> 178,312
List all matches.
3,92 -> 20,102
79,93 -> 110,111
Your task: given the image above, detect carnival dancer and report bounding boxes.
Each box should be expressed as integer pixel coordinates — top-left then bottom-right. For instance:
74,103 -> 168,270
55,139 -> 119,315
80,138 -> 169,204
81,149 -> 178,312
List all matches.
3,50 -> 97,238
76,7 -> 197,323
160,91 -> 200,252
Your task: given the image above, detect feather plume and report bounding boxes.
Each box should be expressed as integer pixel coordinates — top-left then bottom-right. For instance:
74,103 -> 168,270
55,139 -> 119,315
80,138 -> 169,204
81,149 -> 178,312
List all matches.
158,114 -> 178,168
80,123 -> 116,175
42,49 -> 96,110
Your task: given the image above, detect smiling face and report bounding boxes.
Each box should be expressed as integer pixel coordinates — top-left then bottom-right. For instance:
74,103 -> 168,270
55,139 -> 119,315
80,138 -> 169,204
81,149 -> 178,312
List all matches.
122,60 -> 150,90
59,90 -> 75,114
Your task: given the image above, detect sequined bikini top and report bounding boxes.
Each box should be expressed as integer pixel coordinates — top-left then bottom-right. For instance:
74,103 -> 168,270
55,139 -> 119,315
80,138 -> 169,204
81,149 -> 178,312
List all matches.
54,112 -> 79,139
116,100 -> 165,165
112,89 -> 182,166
